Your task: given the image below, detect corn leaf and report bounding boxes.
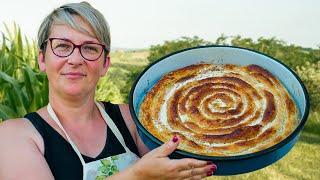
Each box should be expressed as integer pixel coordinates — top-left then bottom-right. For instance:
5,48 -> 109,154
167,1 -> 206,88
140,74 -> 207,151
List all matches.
0,104 -> 16,120
0,71 -> 27,116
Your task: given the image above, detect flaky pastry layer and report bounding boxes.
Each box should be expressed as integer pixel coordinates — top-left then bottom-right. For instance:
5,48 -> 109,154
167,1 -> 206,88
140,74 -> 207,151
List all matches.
139,63 -> 299,156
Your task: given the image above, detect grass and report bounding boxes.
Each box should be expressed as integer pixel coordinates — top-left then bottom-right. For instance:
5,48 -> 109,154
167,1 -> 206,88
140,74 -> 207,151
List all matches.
110,49 -> 149,65
108,50 -> 319,180
205,112 -> 319,180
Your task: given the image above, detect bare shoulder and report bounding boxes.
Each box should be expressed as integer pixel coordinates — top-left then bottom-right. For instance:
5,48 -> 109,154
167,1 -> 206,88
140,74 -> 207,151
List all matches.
0,118 -> 52,179
118,104 -> 132,119
0,118 -> 33,135
118,104 -> 135,130
0,118 -> 44,154
118,104 -> 139,134
1,118 -> 37,135
118,104 -> 150,156
0,119 -> 29,148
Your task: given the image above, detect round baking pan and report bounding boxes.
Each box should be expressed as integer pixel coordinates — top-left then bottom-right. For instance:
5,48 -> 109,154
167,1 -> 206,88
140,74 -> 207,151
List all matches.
129,45 -> 309,175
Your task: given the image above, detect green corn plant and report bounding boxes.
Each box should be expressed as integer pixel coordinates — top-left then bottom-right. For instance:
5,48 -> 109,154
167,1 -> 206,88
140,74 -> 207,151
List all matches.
0,23 -> 48,121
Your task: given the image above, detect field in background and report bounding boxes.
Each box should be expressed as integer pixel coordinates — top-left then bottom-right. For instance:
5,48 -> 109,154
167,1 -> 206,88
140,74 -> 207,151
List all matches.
95,50 -> 150,103
111,49 -> 149,65
105,50 -> 319,180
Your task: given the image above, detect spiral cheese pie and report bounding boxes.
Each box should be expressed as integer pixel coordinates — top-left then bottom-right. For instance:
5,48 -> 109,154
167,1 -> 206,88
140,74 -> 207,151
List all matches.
139,63 -> 299,156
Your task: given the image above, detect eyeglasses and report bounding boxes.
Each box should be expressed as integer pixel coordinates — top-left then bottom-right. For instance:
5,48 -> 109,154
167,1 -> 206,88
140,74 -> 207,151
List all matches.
44,38 -> 107,61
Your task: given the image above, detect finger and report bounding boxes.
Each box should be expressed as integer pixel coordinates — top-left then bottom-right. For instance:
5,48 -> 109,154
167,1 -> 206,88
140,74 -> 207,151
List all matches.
180,164 -> 217,179
171,158 -> 208,171
148,135 -> 180,158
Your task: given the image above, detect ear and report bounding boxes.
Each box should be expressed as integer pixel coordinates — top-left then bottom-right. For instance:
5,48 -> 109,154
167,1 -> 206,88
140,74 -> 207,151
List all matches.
100,55 -> 111,77
38,50 -> 46,72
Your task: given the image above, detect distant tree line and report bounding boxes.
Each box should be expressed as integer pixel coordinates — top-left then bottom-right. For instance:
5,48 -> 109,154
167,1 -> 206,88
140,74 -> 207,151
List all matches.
146,35 -> 320,110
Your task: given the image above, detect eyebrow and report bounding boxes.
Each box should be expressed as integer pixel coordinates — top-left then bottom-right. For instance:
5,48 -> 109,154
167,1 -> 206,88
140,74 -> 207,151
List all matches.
82,40 -> 100,44
52,37 -> 100,44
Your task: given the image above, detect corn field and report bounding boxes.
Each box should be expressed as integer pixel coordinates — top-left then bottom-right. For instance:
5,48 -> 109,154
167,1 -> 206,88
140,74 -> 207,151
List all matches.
0,24 -> 48,121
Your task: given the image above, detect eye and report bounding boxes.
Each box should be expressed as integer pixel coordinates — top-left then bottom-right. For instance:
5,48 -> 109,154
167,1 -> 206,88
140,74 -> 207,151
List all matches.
54,43 -> 72,50
82,44 -> 101,54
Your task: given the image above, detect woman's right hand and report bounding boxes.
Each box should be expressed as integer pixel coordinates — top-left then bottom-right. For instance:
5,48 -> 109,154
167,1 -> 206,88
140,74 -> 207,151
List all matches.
127,136 -> 217,180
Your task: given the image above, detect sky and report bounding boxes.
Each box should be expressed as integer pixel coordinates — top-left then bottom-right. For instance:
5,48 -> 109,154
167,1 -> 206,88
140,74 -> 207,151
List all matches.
0,0 -> 319,49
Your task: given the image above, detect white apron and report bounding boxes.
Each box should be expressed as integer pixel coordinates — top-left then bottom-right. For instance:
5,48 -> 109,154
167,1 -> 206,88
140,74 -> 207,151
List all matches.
47,102 -> 140,180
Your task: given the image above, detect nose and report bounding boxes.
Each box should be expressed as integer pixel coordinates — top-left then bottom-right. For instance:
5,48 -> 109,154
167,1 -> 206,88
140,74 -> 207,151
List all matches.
67,47 -> 84,65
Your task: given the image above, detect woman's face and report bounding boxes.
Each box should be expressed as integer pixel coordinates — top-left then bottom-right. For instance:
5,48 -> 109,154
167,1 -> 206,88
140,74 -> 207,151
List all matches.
38,16 -> 110,98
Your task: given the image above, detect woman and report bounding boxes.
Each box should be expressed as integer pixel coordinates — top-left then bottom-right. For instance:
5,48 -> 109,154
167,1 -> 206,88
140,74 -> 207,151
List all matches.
0,2 -> 217,180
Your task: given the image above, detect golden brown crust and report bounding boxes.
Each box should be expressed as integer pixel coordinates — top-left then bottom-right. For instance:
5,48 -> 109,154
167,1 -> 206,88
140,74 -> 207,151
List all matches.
139,63 -> 299,156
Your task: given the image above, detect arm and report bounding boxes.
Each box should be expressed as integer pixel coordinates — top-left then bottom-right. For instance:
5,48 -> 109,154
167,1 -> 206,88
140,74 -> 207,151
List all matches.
0,119 -> 54,180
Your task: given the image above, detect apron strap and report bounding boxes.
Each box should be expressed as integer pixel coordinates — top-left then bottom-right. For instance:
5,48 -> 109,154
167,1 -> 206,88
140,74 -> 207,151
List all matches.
47,104 -> 86,165
95,102 -> 130,153
47,102 -> 131,167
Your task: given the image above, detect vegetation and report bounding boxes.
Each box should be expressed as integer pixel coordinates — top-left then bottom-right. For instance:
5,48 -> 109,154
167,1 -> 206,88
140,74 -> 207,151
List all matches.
0,24 -> 48,121
0,27 -> 319,179
296,61 -> 320,110
225,35 -> 319,68
148,36 -> 211,63
96,50 -> 149,103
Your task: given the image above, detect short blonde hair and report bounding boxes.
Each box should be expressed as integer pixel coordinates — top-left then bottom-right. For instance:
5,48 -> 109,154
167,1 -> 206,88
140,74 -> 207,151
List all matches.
38,1 -> 111,54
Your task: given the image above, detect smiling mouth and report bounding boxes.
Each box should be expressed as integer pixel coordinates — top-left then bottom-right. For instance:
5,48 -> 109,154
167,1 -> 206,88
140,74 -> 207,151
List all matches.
62,72 -> 87,79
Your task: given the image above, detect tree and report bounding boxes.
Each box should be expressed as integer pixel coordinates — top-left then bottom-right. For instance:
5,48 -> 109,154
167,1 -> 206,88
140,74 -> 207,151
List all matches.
147,36 -> 211,63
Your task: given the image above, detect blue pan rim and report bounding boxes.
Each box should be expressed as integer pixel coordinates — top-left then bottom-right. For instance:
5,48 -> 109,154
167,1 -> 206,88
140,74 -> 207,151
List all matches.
129,45 -> 310,161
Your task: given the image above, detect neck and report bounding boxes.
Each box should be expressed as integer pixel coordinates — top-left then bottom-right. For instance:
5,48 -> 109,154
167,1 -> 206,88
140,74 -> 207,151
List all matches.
48,89 -> 98,125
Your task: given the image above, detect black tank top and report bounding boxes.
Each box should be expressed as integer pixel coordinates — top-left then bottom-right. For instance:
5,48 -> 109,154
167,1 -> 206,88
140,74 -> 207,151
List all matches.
24,102 -> 139,180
